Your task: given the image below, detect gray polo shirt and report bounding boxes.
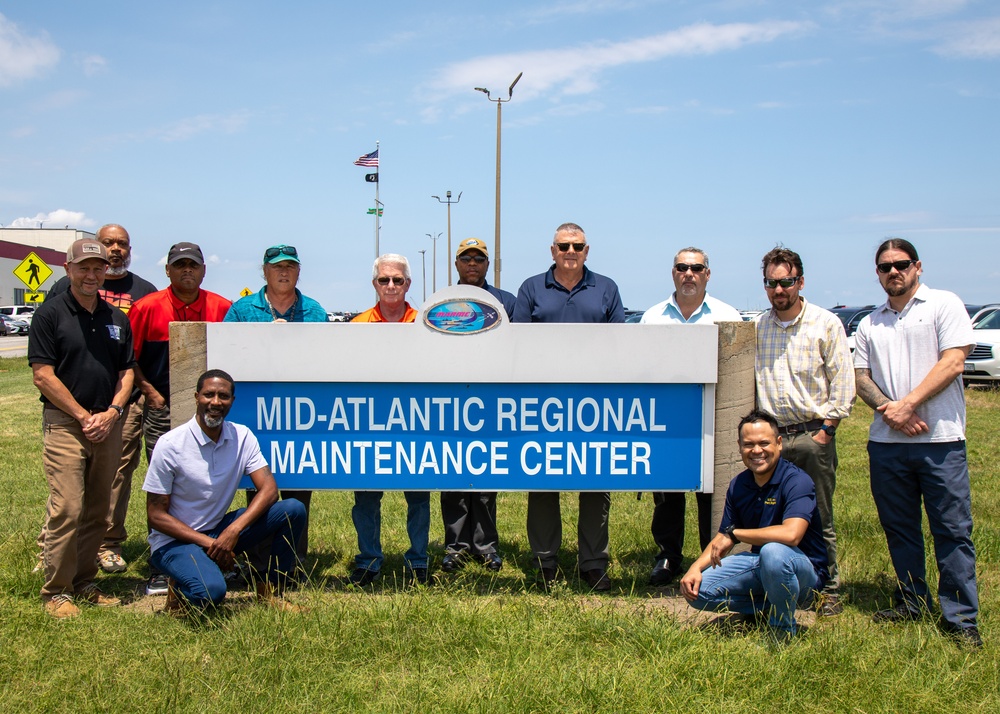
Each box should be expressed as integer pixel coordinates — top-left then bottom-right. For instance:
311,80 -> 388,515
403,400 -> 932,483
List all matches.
854,284 -> 973,443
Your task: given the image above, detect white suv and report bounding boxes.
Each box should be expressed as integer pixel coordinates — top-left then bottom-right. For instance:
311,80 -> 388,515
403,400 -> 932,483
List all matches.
0,305 -> 36,324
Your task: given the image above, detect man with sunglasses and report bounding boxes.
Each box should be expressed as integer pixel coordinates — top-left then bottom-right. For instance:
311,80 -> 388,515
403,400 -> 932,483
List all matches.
513,223 -> 624,592
349,254 -> 429,586
755,246 -> 855,616
129,242 -> 232,595
438,238 -> 515,575
639,248 -> 742,587
854,238 -> 980,648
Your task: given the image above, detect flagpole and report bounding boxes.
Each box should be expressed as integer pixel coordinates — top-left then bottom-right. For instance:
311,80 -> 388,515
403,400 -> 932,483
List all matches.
374,140 -> 380,259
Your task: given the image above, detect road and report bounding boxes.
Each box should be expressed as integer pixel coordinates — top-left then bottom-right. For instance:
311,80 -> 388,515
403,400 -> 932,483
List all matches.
0,336 -> 28,359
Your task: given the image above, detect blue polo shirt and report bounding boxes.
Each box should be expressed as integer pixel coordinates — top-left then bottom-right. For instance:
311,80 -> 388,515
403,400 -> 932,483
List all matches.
512,265 -> 624,324
224,287 -> 328,323
719,457 -> 829,583
481,281 -> 516,320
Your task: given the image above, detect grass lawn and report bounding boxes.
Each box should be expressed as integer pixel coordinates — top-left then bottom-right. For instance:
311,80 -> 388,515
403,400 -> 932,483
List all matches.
1,355 -> 998,713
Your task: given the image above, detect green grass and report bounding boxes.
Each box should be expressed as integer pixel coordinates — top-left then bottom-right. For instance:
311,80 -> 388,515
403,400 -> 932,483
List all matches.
1,355 -> 998,713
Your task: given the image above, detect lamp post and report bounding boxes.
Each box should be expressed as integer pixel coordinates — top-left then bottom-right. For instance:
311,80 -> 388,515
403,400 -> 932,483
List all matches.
431,190 -> 462,286
474,71 -> 522,290
426,232 -> 442,293
418,249 -> 427,303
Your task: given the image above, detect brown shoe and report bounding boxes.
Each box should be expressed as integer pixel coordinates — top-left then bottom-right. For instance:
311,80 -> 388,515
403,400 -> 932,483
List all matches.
164,580 -> 186,615
78,583 -> 121,607
818,593 -> 843,617
255,581 -> 306,613
44,594 -> 80,619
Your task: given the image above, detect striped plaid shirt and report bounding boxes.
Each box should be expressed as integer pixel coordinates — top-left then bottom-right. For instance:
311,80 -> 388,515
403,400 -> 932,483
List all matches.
755,298 -> 855,426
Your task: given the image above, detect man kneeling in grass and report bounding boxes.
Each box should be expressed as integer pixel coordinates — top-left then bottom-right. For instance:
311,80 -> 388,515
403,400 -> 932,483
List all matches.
680,410 -> 828,641
143,369 -> 305,612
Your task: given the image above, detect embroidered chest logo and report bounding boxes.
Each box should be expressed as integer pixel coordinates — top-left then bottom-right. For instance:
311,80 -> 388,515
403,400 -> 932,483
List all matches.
764,497 -> 777,506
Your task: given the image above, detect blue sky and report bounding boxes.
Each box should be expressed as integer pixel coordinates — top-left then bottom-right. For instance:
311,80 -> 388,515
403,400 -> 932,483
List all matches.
2,1 -> 998,312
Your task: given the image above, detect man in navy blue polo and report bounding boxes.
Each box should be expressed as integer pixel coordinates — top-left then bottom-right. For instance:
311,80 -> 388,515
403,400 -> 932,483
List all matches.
512,222 -> 624,592
680,410 -> 828,640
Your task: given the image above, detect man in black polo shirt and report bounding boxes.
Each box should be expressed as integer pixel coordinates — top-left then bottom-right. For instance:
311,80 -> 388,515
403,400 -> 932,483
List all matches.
28,238 -> 135,618
680,410 -> 828,641
47,223 -> 157,574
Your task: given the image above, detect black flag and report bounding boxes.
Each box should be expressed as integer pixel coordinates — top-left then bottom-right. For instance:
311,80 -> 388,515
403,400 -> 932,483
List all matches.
365,173 -> 378,183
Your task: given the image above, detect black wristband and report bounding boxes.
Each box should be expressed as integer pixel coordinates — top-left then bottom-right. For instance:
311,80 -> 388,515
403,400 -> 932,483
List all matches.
724,524 -> 739,544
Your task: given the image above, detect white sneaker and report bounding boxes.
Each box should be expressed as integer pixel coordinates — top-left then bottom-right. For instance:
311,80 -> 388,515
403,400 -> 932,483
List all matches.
96,552 -> 127,573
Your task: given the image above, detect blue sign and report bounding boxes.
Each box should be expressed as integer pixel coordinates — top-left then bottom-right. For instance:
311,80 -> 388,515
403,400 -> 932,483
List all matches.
228,381 -> 705,491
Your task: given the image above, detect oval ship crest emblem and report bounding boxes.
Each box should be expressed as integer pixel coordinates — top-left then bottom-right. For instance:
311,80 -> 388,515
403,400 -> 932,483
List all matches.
424,299 -> 503,334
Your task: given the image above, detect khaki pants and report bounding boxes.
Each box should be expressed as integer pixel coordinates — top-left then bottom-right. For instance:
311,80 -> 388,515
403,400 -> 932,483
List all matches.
41,408 -> 123,598
99,399 -> 144,556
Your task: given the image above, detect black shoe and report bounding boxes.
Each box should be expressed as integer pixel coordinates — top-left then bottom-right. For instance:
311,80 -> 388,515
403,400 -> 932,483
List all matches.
580,568 -> 612,592
145,573 -> 170,596
348,568 -> 381,587
818,593 -> 843,617
649,559 -> 679,586
441,553 -> 465,573
479,553 -> 503,572
535,567 -> 559,589
951,626 -> 983,649
406,567 -> 430,585
872,603 -> 921,623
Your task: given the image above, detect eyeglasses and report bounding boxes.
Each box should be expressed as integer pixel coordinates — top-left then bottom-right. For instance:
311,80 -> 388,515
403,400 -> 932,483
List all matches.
458,255 -> 487,264
264,245 -> 298,260
876,259 -> 917,274
376,276 -> 406,286
764,277 -> 801,289
674,263 -> 707,274
555,242 -> 587,252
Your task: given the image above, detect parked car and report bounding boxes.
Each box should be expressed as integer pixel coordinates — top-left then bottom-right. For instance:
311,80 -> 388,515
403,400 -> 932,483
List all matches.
970,305 -> 1000,327
0,314 -> 29,335
964,309 -> 1000,387
0,317 -> 6,337
0,305 -> 36,325
739,309 -> 765,322
829,305 -> 876,352
624,309 -> 644,324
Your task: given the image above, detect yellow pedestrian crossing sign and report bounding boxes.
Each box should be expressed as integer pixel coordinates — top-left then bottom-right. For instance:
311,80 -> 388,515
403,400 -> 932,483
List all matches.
240,287 -> 253,298
13,252 -> 53,290
25,292 -> 45,304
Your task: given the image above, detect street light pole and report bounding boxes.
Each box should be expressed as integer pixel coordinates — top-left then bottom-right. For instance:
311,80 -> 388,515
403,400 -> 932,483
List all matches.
431,190 -> 462,286
475,71 -> 522,290
418,249 -> 427,303
426,232 -> 442,293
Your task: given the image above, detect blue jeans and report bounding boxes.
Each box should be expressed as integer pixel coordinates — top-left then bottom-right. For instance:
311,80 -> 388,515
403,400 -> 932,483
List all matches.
352,491 -> 429,571
150,499 -> 306,607
687,544 -> 819,635
868,440 -> 978,629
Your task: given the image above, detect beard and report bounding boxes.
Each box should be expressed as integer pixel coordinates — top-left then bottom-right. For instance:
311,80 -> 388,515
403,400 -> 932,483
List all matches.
106,254 -> 131,278
203,413 -> 225,428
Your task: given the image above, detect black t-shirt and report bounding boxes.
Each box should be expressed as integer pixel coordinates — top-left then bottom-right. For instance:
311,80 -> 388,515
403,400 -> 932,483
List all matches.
49,271 -> 158,315
27,291 -> 136,412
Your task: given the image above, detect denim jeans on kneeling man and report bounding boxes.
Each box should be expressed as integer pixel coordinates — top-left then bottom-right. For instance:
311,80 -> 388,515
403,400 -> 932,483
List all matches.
687,543 -> 819,635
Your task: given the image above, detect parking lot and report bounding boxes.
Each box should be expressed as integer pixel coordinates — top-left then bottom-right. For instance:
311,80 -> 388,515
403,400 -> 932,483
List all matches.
0,335 -> 28,359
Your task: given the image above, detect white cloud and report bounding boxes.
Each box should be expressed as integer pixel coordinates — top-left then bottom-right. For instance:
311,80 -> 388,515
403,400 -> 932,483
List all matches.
10,209 -> 96,229
933,17 -> 1000,58
143,111 -> 253,142
756,101 -> 789,109
79,53 -> 108,77
0,13 -> 60,87
156,253 -> 222,267
427,20 -> 814,102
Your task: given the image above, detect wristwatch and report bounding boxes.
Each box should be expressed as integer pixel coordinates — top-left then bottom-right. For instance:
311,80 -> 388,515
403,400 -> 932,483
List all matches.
820,424 -> 837,436
109,404 -> 124,419
724,524 -> 739,544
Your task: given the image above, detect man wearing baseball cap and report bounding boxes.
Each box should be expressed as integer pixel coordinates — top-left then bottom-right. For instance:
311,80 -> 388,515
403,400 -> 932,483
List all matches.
439,239 -> 515,574
28,239 -> 136,617
128,242 -> 232,596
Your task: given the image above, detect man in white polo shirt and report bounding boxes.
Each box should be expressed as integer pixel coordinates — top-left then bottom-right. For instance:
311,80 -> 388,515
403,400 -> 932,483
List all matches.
143,369 -> 306,611
640,247 -> 742,586
854,237 -> 980,648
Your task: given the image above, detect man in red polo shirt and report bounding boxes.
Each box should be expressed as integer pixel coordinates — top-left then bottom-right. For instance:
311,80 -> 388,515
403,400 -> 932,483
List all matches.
128,241 -> 231,595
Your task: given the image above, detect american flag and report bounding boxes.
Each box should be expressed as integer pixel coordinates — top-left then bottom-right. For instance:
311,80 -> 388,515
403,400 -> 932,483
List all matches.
354,149 -> 379,167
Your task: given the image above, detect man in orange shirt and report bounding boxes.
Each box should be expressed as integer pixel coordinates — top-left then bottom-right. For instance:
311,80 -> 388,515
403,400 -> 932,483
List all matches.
349,254 -> 427,585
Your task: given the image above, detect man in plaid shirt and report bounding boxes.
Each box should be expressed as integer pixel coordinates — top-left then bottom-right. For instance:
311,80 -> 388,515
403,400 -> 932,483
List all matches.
755,247 -> 855,616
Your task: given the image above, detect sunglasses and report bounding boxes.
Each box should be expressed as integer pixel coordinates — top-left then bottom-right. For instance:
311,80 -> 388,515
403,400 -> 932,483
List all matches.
674,263 -> 707,274
555,242 -> 587,252
458,255 -> 487,264
264,245 -> 298,260
764,277 -> 801,289
376,276 -> 406,286
876,259 -> 917,274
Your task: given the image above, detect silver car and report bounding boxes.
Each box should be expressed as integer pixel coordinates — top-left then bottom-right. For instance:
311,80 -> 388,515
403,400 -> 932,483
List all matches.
964,309 -> 1000,387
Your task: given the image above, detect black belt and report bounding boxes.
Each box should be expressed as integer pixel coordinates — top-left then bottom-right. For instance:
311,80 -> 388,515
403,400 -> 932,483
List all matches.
777,419 -> 825,435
